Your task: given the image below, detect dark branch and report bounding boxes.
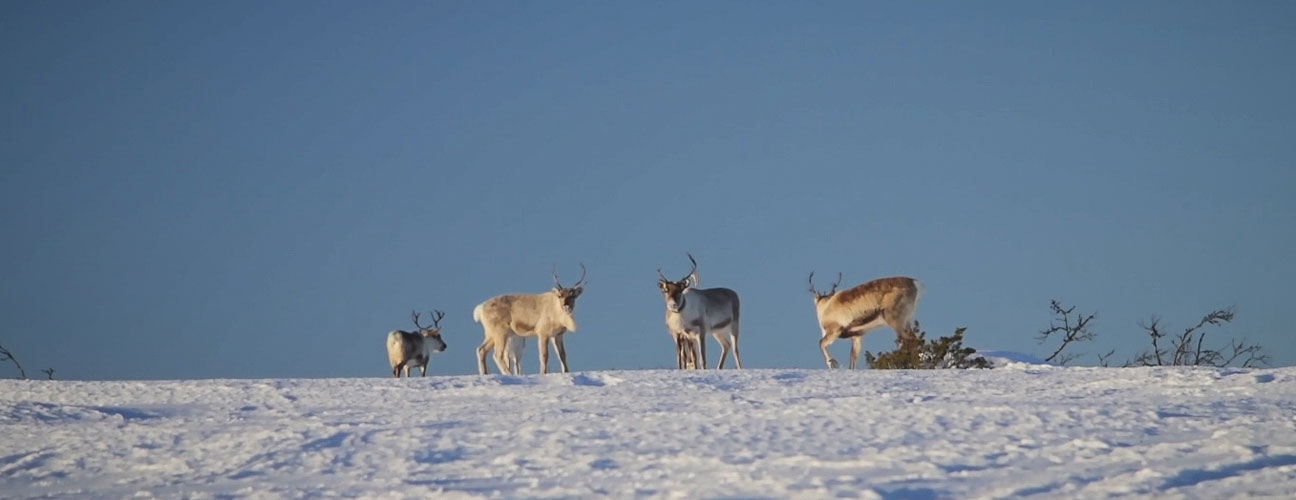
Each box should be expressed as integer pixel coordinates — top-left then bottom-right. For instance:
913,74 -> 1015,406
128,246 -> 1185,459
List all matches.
1037,300 -> 1097,365
1096,348 -> 1117,367
0,342 -> 28,380
1133,307 -> 1265,367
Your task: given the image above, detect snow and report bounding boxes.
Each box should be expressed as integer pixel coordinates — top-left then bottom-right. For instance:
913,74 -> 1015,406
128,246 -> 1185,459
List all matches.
976,350 -> 1049,366
4,366 -> 1296,499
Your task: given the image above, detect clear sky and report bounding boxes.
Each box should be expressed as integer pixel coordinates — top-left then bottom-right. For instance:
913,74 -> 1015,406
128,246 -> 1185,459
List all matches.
2,1 -> 1293,380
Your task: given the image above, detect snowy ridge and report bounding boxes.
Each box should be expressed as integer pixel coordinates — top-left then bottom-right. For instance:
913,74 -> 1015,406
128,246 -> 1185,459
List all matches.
3,367 -> 1295,499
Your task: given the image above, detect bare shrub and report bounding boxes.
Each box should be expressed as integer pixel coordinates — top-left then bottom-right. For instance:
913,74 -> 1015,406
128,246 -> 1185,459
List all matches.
1132,307 -> 1269,367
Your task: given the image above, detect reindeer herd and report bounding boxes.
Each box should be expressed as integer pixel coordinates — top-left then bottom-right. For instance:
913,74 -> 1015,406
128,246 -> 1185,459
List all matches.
385,255 -> 923,377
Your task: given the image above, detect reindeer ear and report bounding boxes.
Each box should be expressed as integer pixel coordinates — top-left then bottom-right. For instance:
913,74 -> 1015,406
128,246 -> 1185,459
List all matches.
572,286 -> 583,297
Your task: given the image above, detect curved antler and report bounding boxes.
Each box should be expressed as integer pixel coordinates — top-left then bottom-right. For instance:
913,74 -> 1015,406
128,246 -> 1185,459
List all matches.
430,309 -> 445,328
808,271 -> 843,297
683,253 -> 699,284
554,263 -> 588,289
572,263 -> 587,288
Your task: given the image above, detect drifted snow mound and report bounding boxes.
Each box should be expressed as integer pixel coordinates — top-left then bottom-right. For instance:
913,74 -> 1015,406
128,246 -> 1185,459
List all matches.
3,367 -> 1295,499
975,349 -> 1051,367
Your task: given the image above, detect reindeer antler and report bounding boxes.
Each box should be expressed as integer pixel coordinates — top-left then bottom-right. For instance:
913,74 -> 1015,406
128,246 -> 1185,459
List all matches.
430,309 -> 445,328
572,263 -> 587,288
553,263 -> 588,289
683,253 -> 699,285
411,310 -> 424,328
808,271 -> 843,297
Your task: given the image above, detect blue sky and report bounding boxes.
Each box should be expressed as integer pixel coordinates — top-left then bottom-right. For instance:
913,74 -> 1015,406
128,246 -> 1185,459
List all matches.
2,1 -> 1293,379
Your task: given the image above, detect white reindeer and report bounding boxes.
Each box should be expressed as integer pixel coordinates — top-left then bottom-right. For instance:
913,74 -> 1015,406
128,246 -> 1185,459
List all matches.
808,272 -> 923,369
657,254 -> 742,369
662,272 -> 701,369
503,334 -> 525,375
386,310 -> 448,378
474,265 -> 586,374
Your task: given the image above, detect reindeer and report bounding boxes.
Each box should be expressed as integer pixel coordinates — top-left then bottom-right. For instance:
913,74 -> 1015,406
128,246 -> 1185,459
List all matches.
474,264 -> 586,374
386,310 -> 448,378
809,272 -> 923,369
663,272 -> 701,370
657,254 -> 742,369
503,334 -> 525,375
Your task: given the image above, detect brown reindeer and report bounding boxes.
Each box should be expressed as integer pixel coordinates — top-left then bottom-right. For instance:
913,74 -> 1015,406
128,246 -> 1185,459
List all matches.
809,272 -> 922,369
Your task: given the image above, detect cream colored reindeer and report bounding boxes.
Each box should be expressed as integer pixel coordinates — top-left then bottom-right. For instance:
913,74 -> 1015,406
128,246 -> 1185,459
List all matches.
658,254 -> 742,369
386,310 -> 448,378
474,265 -> 586,374
809,272 -> 922,369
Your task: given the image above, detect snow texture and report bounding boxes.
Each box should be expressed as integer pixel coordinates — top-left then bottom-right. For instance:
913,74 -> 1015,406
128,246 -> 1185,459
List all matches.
3,366 -> 1296,499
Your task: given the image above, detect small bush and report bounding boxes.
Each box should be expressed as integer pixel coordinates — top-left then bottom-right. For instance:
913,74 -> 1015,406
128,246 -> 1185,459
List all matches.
865,325 -> 993,370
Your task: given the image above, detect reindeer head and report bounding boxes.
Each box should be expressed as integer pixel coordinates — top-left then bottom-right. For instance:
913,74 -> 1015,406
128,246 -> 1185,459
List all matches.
808,271 -> 842,304
658,253 -> 699,313
552,264 -> 587,313
411,310 -> 448,352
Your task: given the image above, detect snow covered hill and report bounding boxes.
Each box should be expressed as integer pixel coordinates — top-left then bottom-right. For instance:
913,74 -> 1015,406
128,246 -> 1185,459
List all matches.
3,365 -> 1295,499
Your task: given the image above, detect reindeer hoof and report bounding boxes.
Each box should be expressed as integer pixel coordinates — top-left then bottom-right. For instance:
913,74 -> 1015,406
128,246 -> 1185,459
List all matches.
827,359 -> 839,369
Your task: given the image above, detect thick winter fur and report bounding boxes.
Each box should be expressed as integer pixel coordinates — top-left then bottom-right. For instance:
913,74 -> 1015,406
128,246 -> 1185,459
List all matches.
810,274 -> 922,369
474,268 -> 585,374
386,326 -> 447,378
658,255 -> 742,369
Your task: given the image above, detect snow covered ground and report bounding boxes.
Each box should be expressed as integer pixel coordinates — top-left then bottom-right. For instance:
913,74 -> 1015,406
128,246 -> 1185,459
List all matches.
3,364 -> 1295,499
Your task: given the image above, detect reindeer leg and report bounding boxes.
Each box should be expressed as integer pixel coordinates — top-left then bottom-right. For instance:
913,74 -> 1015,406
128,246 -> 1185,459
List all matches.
820,327 -> 841,369
492,337 -> 510,375
849,336 -> 862,370
729,326 -> 742,369
476,338 -> 493,375
679,334 -> 695,369
714,333 -> 730,370
684,334 -> 698,369
553,335 -> 569,373
537,335 -> 551,374
698,332 -> 708,369
679,334 -> 689,367
730,318 -> 741,367
506,335 -> 524,375
689,337 -> 699,369
392,363 -> 402,378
